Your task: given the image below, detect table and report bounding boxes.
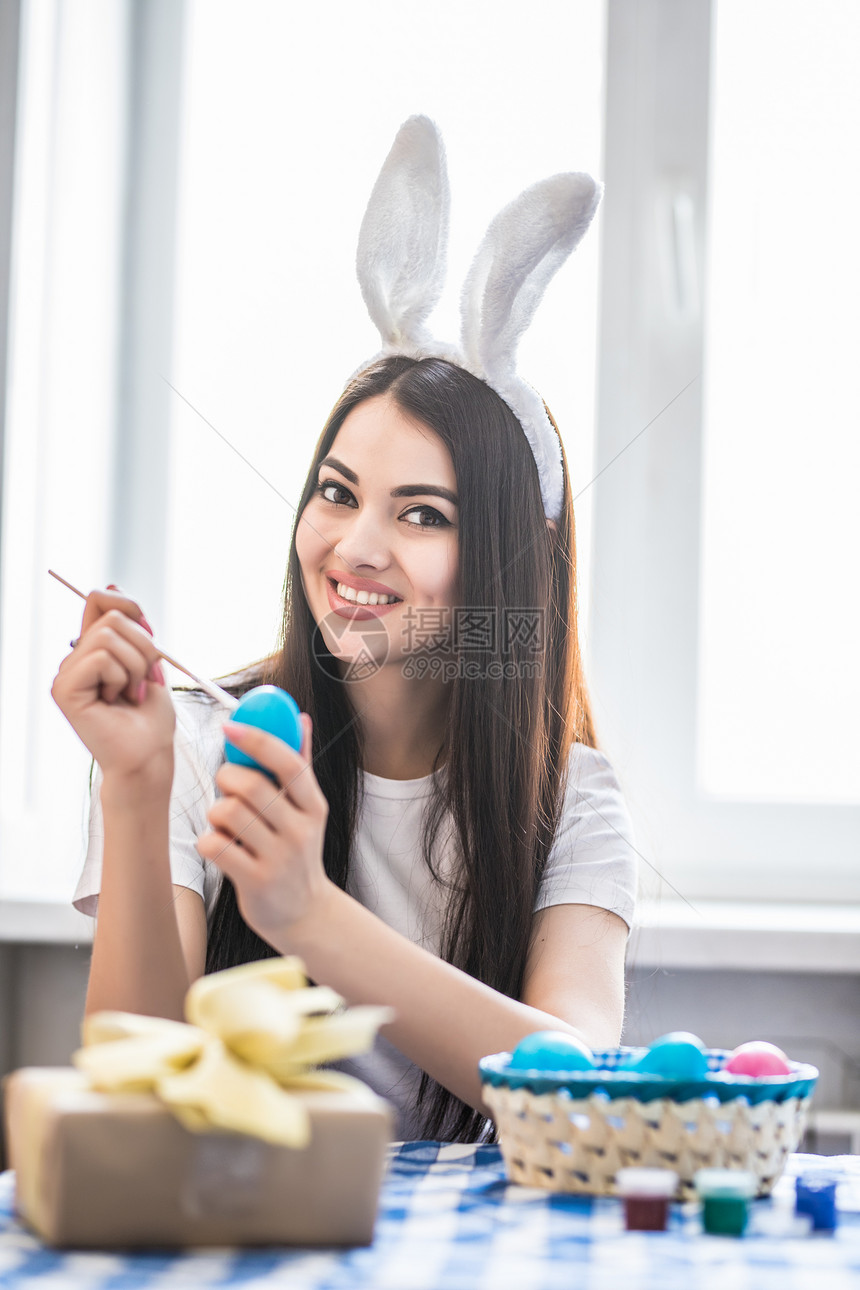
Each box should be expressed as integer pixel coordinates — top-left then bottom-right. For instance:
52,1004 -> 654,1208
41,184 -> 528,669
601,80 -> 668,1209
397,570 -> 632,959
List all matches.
0,1145 -> 858,1288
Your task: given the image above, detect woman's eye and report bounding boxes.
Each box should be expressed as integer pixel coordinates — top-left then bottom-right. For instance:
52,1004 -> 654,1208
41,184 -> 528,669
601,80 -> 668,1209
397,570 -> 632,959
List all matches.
315,483 -> 449,528
316,481 -> 354,506
402,506 -> 449,529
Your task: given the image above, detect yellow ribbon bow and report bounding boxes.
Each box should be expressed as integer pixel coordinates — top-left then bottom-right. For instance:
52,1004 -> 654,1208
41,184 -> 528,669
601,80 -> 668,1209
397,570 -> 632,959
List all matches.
72,958 -> 393,1149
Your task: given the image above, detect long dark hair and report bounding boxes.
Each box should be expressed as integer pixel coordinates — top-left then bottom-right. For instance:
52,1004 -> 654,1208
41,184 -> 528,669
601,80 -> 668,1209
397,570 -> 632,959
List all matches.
205,356 -> 597,1140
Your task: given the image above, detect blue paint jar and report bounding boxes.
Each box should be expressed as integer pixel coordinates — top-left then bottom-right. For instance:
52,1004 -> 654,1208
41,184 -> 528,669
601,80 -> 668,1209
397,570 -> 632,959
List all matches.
796,1172 -> 838,1232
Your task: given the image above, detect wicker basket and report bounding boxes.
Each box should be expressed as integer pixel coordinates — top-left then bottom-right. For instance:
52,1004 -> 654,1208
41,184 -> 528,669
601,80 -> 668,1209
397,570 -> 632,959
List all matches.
479,1047 -> 818,1200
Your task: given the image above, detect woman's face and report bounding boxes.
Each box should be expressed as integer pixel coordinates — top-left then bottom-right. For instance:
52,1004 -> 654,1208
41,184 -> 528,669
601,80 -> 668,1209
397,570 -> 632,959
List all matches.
296,394 -> 459,674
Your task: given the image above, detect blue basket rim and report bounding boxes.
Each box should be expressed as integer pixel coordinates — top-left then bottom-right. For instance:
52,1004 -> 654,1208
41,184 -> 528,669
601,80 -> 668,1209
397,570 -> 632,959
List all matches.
478,1046 -> 819,1104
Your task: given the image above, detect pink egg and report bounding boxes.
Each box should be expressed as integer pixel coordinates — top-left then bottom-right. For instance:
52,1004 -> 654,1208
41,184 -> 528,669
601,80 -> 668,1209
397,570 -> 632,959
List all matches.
724,1041 -> 791,1077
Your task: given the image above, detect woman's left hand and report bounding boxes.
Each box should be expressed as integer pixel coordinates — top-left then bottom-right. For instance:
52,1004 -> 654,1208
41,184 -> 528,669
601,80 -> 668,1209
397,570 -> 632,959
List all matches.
196,715 -> 332,944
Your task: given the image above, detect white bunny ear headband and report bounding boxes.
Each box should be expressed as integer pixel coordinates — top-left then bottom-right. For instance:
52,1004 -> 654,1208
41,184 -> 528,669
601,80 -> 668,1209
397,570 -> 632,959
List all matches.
354,115 -> 603,522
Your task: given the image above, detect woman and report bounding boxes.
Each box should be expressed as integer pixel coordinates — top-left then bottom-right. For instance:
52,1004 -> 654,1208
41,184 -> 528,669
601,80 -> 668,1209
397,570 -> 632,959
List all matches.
53,355 -> 636,1141
52,118 -> 636,1140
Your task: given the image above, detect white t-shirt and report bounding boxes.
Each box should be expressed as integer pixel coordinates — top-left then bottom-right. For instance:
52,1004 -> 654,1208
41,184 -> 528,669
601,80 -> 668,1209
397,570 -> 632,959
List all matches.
74,690 -> 638,1137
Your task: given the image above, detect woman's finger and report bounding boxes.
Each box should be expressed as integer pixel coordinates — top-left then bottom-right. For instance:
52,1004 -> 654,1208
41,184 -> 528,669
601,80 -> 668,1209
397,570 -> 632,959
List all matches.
196,828 -> 257,879
207,795 -> 277,851
80,587 -> 151,637
221,722 -> 326,814
75,648 -> 135,705
106,584 -> 154,637
78,625 -> 150,699
80,608 -> 161,662
213,763 -> 292,828
76,611 -> 162,703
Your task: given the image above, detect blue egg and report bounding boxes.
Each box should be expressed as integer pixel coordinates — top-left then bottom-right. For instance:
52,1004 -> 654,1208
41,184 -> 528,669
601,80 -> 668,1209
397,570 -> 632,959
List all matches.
633,1032 -> 708,1080
509,1031 -> 596,1073
225,686 -> 303,780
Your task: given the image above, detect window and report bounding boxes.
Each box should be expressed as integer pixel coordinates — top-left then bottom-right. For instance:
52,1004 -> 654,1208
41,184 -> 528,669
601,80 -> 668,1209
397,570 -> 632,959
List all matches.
0,0 -> 606,902
699,0 -> 860,804
6,0 -> 852,912
595,0 -> 859,902
0,0 -> 128,901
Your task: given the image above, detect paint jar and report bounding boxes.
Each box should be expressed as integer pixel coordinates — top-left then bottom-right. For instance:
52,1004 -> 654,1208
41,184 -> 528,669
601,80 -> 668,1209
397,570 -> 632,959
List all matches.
694,1169 -> 756,1236
615,1168 -> 678,1231
795,1172 -> 838,1232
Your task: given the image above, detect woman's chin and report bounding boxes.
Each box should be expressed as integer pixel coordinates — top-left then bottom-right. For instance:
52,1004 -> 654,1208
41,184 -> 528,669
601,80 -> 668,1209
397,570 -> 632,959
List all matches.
314,625 -> 393,678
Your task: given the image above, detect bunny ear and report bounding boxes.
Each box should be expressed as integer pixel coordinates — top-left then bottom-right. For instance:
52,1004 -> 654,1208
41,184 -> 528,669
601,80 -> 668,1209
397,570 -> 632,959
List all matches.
356,116 -> 449,353
460,172 -> 602,382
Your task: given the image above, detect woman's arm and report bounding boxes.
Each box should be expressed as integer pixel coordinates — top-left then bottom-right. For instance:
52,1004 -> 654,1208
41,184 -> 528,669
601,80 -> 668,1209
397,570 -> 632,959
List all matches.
520,903 -> 628,1046
85,783 -> 207,1019
285,891 -> 627,1115
198,719 -> 628,1116
52,589 -> 204,1018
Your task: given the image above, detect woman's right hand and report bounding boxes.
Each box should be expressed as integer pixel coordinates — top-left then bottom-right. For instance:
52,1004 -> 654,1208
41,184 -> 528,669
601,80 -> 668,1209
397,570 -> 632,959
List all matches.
51,587 -> 175,787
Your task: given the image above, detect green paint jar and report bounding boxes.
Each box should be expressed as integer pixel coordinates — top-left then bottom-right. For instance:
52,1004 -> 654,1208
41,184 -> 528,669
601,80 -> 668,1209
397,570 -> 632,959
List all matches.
694,1169 -> 756,1237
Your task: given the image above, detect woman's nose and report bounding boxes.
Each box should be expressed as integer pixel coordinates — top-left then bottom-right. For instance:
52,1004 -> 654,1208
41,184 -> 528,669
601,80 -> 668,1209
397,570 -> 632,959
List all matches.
331,508 -> 392,571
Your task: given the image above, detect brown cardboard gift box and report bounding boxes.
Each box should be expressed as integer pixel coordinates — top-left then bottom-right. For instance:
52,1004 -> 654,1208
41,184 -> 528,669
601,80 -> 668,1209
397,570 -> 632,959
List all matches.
6,1067 -> 393,1248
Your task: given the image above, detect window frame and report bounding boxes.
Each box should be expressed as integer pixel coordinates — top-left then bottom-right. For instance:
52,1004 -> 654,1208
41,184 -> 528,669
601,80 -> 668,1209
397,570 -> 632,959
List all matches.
0,0 -> 185,903
592,0 -> 859,903
4,0 -> 856,911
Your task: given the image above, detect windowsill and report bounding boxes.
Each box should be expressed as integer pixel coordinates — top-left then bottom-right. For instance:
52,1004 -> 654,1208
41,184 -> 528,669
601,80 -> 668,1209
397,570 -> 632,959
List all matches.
629,899 -> 860,974
2,896 -> 859,973
0,899 -> 93,946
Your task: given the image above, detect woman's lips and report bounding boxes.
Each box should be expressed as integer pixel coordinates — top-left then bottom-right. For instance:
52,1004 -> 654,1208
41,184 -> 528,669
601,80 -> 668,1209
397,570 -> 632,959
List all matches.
325,578 -> 403,620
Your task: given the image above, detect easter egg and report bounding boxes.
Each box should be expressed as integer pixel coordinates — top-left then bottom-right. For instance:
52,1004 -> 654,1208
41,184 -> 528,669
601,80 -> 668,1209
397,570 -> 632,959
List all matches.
633,1032 -> 709,1080
509,1031 -> 596,1073
724,1041 -> 791,1077
225,686 -> 303,779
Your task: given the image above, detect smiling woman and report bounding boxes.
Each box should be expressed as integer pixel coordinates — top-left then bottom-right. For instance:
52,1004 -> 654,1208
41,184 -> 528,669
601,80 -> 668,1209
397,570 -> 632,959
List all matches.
51,114 -> 638,1144
58,350 -> 638,1142
297,395 -> 460,704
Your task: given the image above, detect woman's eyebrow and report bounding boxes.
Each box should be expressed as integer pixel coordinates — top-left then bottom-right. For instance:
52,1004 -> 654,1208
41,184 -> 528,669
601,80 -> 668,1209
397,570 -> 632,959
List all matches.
319,457 -> 458,506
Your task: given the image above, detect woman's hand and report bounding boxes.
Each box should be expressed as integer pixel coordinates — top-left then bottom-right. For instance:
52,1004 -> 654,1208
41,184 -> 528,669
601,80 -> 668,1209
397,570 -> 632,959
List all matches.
51,587 -> 175,787
196,716 -> 332,944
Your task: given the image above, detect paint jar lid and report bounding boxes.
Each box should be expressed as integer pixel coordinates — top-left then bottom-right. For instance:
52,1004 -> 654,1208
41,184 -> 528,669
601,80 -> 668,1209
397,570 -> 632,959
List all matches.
615,1168 -> 679,1198
796,1171 -> 838,1196
694,1168 -> 756,1199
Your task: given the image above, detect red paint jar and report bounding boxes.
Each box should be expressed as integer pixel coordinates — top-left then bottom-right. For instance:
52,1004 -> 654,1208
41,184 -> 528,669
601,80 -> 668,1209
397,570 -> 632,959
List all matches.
615,1169 -> 678,1232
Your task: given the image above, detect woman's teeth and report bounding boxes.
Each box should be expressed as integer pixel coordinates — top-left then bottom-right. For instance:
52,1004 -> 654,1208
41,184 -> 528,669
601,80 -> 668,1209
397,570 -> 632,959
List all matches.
336,582 -> 399,606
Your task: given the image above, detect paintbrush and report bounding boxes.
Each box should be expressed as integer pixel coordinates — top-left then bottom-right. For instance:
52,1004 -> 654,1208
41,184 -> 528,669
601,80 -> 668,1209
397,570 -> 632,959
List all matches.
48,569 -> 238,710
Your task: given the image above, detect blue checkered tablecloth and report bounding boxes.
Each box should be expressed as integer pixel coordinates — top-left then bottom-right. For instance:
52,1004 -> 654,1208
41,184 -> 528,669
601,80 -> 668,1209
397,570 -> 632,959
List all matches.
0,1146 -> 858,1289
